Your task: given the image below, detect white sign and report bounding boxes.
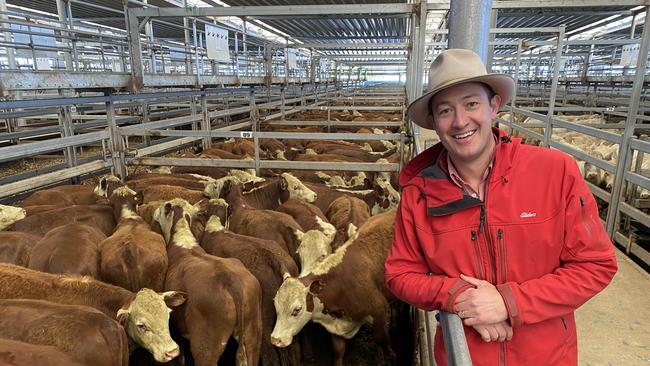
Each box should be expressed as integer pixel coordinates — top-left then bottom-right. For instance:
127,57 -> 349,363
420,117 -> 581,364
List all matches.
35,57 -> 51,70
205,25 -> 230,62
287,49 -> 297,69
620,44 -> 639,67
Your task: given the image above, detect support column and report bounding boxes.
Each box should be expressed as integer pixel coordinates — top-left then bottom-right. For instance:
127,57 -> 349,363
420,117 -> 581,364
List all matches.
310,49 -> 316,84
606,6 -> 650,237
182,0 -> 191,74
143,0 -> 156,73
264,44 -> 273,86
58,89 -> 77,177
55,0 -> 73,70
200,90 -> 211,150
448,0 -> 492,61
126,7 -> 144,92
486,9 -> 498,71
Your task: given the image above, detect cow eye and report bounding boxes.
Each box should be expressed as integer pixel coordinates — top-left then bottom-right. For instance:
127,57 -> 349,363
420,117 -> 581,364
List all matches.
293,186 -> 298,190
136,323 -> 149,332
291,307 -> 302,317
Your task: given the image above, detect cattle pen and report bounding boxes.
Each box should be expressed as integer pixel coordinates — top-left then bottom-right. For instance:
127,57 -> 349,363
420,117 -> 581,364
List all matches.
0,1 -> 649,366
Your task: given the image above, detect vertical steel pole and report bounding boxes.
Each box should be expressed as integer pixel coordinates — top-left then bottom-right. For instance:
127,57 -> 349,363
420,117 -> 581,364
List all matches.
543,26 -> 565,147
448,0 -> 492,61
606,6 -> 650,237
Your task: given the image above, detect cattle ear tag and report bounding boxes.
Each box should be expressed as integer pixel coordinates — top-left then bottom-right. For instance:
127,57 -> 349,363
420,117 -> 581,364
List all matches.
116,308 -> 130,325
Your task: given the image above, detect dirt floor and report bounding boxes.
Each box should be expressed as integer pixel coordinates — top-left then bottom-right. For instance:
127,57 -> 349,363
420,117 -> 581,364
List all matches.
576,250 -> 650,366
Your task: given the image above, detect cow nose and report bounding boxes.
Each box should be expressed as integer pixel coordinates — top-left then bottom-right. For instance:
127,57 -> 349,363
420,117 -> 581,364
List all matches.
165,347 -> 180,361
270,336 -> 285,348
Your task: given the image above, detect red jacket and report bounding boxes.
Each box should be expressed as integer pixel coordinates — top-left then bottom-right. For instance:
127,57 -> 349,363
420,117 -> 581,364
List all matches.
385,129 -> 617,366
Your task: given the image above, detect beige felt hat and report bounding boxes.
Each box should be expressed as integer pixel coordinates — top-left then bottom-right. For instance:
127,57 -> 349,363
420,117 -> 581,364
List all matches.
407,48 -> 516,130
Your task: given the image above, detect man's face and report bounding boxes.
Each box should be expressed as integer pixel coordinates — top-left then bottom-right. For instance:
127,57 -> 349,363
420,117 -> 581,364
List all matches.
430,82 -> 501,165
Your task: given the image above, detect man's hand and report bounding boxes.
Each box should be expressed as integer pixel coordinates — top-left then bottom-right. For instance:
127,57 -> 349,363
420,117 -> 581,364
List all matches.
472,321 -> 513,342
454,274 -> 508,326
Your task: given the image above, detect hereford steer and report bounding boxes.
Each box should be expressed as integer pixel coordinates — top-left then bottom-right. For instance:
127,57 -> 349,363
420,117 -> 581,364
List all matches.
0,339 -> 84,366
271,210 -> 397,366
154,198 -> 263,366
200,198 -> 301,366
100,186 -> 168,292
141,185 -> 206,204
8,204 -> 116,237
28,223 -> 105,278
0,299 -> 128,366
224,181 -> 305,266
0,263 -> 185,363
216,172 -> 315,210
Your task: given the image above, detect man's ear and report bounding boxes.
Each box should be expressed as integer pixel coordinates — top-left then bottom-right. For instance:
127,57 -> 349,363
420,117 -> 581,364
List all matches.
490,94 -> 502,116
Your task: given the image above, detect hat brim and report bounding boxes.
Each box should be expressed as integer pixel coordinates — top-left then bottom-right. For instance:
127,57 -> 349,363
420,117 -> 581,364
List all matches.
407,74 -> 516,130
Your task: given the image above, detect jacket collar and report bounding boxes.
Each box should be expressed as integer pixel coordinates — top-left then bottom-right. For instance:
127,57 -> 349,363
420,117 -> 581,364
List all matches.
400,127 -> 519,187
400,128 -> 520,216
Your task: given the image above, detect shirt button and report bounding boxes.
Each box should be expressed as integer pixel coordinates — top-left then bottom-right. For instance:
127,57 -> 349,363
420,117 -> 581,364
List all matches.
471,193 -> 477,198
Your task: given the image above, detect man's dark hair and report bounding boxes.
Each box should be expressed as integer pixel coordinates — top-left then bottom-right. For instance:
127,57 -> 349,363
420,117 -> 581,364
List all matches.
478,83 -> 496,102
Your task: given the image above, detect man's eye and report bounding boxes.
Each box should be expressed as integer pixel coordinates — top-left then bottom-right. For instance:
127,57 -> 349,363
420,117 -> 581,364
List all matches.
467,102 -> 479,108
438,109 -> 450,115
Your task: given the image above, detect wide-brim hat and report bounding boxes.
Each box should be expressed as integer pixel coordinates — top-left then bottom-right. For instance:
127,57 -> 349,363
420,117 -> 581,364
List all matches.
407,48 -> 516,130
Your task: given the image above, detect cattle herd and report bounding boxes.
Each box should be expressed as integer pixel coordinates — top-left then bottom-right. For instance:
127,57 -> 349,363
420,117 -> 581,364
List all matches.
0,108 -> 415,366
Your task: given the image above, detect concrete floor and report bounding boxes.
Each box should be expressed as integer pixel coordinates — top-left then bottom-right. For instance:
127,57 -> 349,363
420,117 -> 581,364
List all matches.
414,129 -> 650,365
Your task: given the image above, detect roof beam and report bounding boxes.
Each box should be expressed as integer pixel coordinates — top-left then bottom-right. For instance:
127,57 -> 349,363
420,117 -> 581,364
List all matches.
131,4 -> 415,18
289,42 -> 408,49
427,0 -> 649,10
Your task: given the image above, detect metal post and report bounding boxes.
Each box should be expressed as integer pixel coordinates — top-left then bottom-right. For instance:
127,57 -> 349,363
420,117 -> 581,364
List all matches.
200,90 -> 211,150
192,19 -> 200,79
440,312 -> 473,366
106,96 -> 126,179
143,0 -> 155,73
606,6 -> 650,237
55,0 -> 73,70
280,85 -> 286,120
182,0 -> 191,74
413,0 -> 427,100
0,0 -> 15,70
141,100 -> 150,146
448,0 -> 492,61
310,49 -> 316,84
543,26 -> 565,147
265,44 -> 273,86
126,8 -> 144,92
66,0 -> 78,71
58,90 -> 77,174
486,9 -> 498,71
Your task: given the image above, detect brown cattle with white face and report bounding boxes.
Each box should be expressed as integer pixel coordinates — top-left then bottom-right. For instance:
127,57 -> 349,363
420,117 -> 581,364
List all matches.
0,263 -> 185,363
100,186 -> 168,292
218,172 -> 316,210
0,299 -> 128,366
223,181 -> 305,267
200,198 -> 301,366
0,339 -> 84,366
271,210 -> 397,366
154,198 -> 263,366
28,223 -> 105,278
8,204 -> 116,237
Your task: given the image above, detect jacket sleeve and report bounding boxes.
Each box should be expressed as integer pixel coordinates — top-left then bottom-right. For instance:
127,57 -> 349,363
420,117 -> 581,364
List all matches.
385,186 -> 473,312
496,157 -> 618,327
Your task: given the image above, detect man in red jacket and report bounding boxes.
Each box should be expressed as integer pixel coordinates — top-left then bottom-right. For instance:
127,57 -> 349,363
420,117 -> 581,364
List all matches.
384,48 -> 617,365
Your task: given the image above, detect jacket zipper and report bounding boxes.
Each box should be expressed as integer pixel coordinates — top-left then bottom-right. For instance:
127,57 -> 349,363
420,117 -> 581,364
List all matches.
497,228 -> 506,283
579,196 -> 592,237
470,230 -> 486,280
479,204 -> 497,284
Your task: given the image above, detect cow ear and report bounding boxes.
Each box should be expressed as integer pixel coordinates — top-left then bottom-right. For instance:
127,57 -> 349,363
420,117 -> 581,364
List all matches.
194,198 -> 208,213
116,308 -> 129,325
100,178 -> 107,191
221,180 -> 232,197
162,291 -> 187,308
364,177 -> 372,188
373,182 -> 385,195
164,202 -> 172,216
309,279 -> 325,294
279,177 -> 288,191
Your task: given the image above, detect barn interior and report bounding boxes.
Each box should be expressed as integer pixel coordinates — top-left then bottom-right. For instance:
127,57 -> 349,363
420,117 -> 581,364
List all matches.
0,0 -> 649,365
